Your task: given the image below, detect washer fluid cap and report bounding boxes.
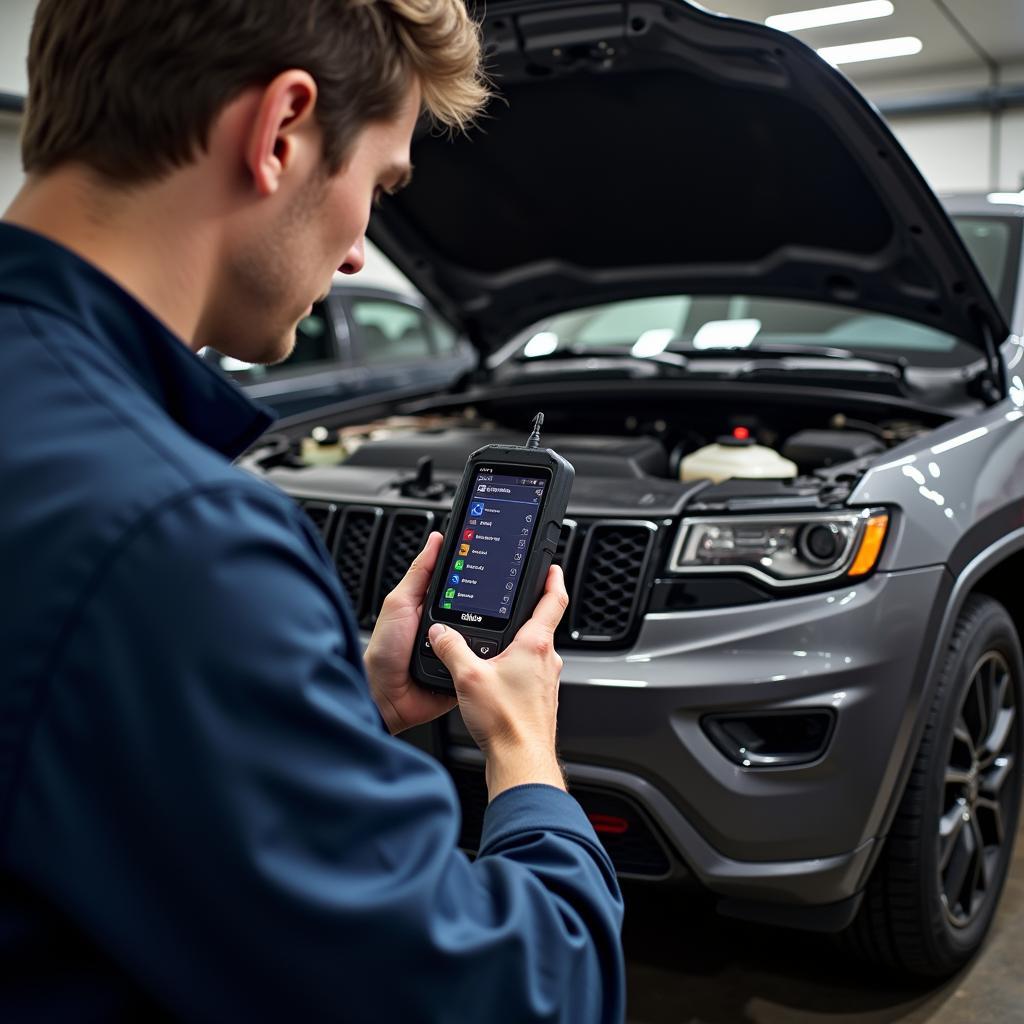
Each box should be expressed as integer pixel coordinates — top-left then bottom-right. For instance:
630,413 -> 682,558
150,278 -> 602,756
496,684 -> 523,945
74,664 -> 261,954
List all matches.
680,441 -> 797,483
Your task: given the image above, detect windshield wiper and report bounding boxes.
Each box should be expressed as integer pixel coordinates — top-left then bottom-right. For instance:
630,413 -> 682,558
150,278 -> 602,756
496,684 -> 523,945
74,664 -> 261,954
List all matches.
511,346 -> 689,374
509,343 -> 915,391
677,343 -> 907,371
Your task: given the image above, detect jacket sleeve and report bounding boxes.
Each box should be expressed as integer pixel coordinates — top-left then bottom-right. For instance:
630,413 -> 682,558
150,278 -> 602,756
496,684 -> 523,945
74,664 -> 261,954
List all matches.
6,482 -> 625,1024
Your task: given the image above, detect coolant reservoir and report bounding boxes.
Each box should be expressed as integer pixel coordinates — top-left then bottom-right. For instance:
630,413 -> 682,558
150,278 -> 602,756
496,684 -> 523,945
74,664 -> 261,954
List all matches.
680,436 -> 797,483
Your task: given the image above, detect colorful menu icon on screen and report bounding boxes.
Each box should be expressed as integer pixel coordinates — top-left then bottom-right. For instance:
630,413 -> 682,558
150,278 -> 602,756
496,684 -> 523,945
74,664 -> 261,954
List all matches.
445,587 -> 456,599
459,543 -> 470,556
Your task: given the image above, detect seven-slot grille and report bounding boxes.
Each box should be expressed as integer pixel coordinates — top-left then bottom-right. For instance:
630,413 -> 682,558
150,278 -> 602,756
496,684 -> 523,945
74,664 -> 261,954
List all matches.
568,521 -> 658,643
369,511 -> 436,625
300,500 -> 338,545
297,501 -> 657,647
331,506 -> 383,620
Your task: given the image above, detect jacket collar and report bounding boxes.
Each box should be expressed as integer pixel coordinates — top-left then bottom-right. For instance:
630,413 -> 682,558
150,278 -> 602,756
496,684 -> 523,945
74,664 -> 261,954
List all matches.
0,221 -> 275,459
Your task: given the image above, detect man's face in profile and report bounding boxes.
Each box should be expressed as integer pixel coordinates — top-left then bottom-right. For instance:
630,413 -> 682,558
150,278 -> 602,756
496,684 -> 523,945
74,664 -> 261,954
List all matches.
213,80 -> 420,368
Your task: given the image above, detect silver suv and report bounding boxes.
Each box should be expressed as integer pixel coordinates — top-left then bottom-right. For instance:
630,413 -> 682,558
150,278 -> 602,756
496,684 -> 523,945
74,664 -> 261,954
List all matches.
242,0 -> 1024,977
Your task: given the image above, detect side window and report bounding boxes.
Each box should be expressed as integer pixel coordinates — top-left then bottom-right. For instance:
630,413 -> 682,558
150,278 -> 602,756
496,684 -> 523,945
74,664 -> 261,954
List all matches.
350,299 -> 433,365
206,300 -> 336,381
284,303 -> 336,368
429,314 -> 459,354
953,217 -> 1013,319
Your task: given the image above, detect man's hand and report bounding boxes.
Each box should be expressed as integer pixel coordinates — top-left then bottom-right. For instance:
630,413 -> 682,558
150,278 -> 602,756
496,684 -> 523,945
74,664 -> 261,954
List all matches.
428,565 -> 569,800
364,532 -> 457,734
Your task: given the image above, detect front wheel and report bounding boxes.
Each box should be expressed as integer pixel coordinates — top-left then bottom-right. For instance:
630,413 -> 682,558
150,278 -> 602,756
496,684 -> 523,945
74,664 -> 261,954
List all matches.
845,594 -> 1023,976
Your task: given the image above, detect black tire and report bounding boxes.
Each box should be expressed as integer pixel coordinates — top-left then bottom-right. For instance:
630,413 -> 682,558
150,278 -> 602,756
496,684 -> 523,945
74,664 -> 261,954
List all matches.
844,593 -> 1023,977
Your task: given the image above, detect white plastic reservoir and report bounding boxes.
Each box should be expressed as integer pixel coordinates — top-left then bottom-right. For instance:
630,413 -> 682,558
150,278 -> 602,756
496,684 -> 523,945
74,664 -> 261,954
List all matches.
680,438 -> 797,483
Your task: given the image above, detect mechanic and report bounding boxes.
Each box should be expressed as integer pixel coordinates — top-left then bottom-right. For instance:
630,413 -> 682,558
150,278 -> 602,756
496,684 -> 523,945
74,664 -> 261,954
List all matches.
0,2 -> 625,1021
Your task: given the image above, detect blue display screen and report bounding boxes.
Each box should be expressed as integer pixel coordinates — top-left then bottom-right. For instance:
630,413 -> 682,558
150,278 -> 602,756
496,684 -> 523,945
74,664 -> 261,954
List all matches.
439,466 -> 549,621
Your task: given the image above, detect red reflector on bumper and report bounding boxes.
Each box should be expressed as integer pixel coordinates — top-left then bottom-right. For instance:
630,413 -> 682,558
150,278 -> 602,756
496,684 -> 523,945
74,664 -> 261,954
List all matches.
588,814 -> 629,835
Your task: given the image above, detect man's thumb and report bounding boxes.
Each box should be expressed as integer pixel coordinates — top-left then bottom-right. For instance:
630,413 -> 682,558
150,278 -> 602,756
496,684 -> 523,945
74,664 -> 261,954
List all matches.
428,624 -> 476,676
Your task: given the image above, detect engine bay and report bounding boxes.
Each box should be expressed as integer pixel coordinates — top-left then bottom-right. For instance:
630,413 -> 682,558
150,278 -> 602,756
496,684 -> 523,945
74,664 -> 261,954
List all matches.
245,389 -> 945,518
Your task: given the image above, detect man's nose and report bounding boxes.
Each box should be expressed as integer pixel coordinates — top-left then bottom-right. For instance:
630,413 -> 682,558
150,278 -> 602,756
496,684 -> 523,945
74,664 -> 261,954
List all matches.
338,237 -> 365,275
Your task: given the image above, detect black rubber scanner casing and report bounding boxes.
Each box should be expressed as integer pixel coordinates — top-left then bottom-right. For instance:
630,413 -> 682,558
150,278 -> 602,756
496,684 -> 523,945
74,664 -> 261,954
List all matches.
411,442 -> 575,693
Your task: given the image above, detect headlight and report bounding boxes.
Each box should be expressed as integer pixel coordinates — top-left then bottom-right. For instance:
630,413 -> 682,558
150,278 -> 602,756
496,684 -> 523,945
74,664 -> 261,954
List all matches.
668,509 -> 889,587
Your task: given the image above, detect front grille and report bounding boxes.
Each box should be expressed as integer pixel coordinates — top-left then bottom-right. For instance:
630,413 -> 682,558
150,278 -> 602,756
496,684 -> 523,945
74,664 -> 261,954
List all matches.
293,500 -> 659,648
569,521 -> 657,644
448,763 -> 671,878
300,500 -> 338,547
331,506 -> 383,618
370,511 -> 436,622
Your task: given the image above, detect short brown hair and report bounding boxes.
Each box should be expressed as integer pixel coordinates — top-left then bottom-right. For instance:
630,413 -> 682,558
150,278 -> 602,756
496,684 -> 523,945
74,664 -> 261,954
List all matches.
22,0 -> 488,183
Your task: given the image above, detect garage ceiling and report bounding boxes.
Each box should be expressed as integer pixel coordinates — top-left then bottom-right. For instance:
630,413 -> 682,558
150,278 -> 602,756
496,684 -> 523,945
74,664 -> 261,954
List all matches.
705,0 -> 1024,83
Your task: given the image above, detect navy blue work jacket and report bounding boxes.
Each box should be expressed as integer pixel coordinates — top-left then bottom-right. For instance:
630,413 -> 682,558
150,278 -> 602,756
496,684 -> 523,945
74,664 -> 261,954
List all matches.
0,223 -> 625,1022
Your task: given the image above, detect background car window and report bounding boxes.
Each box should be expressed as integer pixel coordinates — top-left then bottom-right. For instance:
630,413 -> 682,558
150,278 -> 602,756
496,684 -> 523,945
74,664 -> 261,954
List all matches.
286,305 -> 335,366
952,216 -> 1018,320
208,301 -> 336,381
430,316 -> 459,354
351,299 -> 433,365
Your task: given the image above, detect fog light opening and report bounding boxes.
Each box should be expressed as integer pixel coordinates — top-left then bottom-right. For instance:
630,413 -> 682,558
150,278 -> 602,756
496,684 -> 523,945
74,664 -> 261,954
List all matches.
703,710 -> 836,767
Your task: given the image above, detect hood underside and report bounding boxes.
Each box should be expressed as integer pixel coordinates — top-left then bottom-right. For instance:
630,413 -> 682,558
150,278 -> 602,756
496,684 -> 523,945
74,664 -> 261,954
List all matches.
369,0 -> 1008,358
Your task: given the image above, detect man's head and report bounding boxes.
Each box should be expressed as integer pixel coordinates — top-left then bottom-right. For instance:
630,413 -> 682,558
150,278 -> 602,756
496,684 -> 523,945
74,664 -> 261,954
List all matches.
20,0 -> 487,363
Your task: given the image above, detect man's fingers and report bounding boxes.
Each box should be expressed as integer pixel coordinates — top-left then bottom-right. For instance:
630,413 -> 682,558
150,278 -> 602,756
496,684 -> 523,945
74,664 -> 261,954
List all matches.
391,532 -> 442,601
525,565 -> 570,636
428,624 -> 479,678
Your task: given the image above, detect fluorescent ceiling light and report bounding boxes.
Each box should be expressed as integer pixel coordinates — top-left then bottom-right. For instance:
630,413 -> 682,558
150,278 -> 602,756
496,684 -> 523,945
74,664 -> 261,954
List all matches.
817,36 -> 922,65
692,319 -> 761,350
766,1 -> 893,33
631,328 -> 675,358
987,191 -> 1024,206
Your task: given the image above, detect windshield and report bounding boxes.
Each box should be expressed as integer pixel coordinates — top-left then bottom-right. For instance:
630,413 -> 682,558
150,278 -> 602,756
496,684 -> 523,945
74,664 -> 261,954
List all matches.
513,214 -> 1019,370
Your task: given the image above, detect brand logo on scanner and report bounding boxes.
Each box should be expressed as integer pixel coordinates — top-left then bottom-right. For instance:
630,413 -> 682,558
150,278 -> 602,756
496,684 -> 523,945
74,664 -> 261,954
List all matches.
461,612 -> 483,622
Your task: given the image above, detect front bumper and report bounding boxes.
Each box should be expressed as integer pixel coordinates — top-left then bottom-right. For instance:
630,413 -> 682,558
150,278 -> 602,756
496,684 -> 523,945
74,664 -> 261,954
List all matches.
445,565 -> 947,909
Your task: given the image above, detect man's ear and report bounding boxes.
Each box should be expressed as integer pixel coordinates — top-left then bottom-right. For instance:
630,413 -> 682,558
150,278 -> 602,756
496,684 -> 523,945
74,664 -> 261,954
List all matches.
245,70 -> 319,197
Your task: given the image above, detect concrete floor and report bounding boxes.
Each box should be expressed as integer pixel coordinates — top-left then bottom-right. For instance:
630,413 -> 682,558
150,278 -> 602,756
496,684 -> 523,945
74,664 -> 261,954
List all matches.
623,819 -> 1024,1023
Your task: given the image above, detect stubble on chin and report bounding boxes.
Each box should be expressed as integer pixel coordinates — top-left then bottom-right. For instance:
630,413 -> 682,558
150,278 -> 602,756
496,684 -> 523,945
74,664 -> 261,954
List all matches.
260,329 -> 298,367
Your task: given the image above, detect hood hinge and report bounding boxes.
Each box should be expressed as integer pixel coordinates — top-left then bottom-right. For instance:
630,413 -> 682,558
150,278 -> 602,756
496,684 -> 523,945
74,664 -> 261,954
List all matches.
974,314 -> 1006,405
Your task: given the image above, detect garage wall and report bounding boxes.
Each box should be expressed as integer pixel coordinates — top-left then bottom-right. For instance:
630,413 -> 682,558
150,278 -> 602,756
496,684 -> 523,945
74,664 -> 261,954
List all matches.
886,108 -> 1024,193
869,62 -> 1024,193
0,0 -> 32,96
0,115 -> 23,207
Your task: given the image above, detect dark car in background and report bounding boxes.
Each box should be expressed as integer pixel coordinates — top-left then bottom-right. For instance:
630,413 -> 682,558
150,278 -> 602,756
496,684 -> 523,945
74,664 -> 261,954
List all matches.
203,283 -> 475,417
237,0 -> 1024,980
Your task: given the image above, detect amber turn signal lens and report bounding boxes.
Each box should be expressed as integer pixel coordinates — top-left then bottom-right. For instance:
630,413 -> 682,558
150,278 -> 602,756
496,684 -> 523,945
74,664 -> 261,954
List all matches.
847,513 -> 889,577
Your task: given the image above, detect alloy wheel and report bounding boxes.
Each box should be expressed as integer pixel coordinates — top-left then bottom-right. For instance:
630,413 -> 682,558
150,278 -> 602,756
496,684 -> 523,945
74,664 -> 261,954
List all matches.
938,650 -> 1018,928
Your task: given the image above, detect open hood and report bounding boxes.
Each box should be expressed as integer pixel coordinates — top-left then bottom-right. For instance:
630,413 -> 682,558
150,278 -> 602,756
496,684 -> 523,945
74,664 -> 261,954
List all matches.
369,0 -> 1008,375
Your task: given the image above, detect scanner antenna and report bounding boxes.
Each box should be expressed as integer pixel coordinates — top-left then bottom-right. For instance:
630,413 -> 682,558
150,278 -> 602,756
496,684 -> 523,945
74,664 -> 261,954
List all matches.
527,412 -> 544,449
